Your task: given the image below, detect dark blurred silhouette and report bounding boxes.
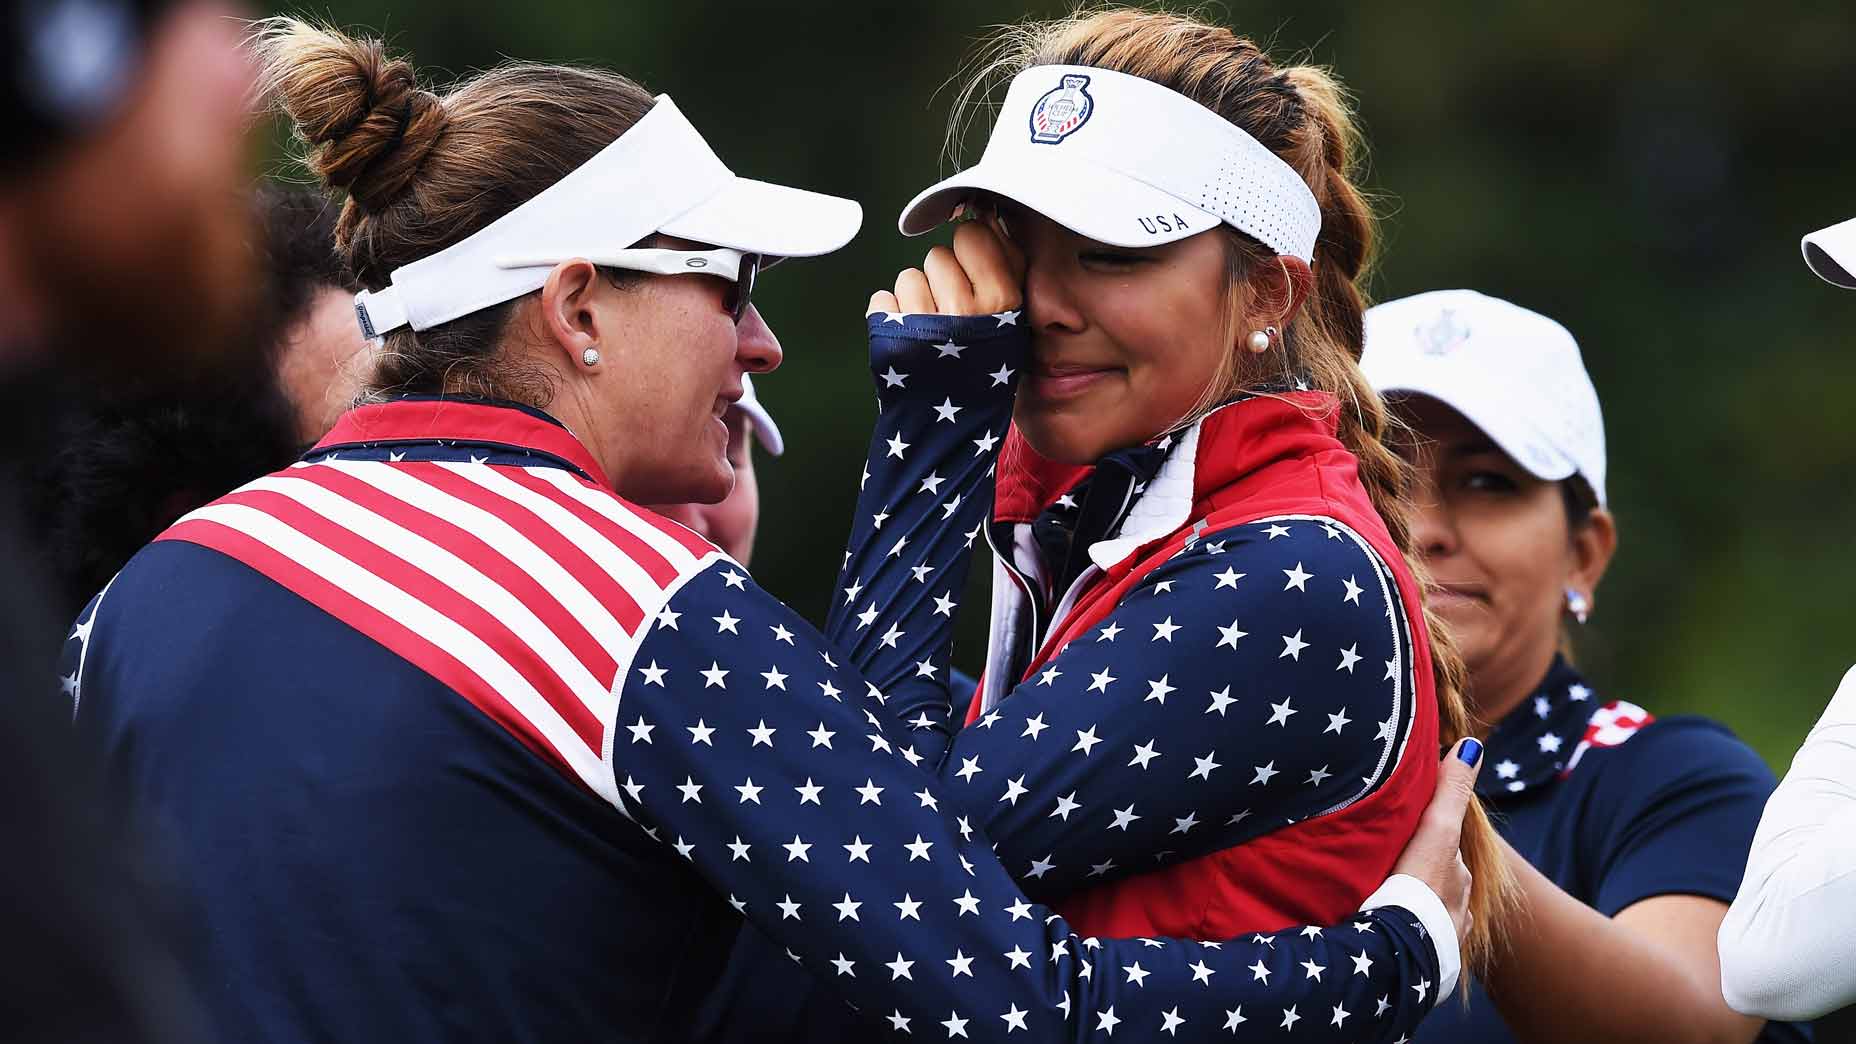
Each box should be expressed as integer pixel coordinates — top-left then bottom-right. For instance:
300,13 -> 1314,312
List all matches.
0,1 -> 257,1040
30,185 -> 362,619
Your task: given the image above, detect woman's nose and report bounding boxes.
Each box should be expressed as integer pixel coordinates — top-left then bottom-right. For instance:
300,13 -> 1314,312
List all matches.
736,304 -> 782,374
1409,489 -> 1459,561
1023,260 -> 1083,334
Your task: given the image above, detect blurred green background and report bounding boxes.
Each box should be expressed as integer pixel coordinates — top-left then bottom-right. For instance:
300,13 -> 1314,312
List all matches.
261,0 -> 1856,771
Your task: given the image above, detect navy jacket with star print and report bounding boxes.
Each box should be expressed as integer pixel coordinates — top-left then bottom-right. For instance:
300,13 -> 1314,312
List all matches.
63,312 -> 1452,1043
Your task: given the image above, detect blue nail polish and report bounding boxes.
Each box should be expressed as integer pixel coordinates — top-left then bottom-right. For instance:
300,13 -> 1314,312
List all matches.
1457,738 -> 1483,766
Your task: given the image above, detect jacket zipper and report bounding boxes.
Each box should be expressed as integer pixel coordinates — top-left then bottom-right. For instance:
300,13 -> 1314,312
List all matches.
981,519 -> 1042,688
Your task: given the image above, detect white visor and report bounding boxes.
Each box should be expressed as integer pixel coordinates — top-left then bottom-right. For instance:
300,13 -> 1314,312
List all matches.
734,373 -> 783,456
1803,217 -> 1856,289
353,96 -> 862,337
899,65 -> 1320,259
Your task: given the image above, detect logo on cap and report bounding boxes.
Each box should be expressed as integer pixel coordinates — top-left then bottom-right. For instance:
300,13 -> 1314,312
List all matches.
1418,309 -> 1471,356
1028,74 -> 1094,145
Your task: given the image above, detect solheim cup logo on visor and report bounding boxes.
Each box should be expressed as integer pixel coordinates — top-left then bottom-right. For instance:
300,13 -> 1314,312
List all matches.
1028,74 -> 1094,144
1418,309 -> 1471,356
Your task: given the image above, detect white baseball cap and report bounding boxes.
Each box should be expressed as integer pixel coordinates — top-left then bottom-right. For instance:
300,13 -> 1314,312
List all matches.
898,65 -> 1320,259
734,373 -> 783,457
353,96 -> 862,336
1362,289 -> 1607,507
1803,217 -> 1856,289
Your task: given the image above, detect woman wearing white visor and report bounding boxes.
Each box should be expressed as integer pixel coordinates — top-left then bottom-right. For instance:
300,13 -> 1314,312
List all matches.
1717,218 -> 1856,1022
62,18 -> 1474,1044
716,10 -> 1513,1039
1363,290 -> 1805,1044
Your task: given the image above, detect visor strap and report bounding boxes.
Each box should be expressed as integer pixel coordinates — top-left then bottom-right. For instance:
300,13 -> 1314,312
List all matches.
354,287 -> 410,339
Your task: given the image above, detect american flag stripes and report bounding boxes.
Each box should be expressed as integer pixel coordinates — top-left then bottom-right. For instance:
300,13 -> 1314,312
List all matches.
157,427 -> 719,806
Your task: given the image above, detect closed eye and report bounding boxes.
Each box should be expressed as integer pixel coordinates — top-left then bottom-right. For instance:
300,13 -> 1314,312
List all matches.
1080,250 -> 1150,267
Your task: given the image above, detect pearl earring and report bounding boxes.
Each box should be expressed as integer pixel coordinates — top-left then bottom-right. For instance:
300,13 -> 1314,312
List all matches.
1564,587 -> 1590,624
1247,329 -> 1271,353
582,347 -> 601,367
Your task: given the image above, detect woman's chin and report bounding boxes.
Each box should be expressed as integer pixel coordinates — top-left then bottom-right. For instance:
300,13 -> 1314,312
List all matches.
1015,406 -> 1138,466
627,460 -> 733,508
690,462 -> 736,506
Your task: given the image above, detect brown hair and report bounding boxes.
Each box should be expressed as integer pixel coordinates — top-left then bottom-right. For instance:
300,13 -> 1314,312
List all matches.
253,18 -> 655,406
952,8 -> 1517,975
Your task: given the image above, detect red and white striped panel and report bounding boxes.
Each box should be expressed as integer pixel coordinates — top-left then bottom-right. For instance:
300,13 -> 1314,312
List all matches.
1561,699 -> 1655,778
158,459 -> 722,804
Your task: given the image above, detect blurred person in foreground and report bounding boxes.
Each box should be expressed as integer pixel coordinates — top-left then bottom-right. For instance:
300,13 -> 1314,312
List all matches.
1,0 -> 255,372
0,0 -> 255,1041
64,18 -> 1478,1042
1364,290 -> 1804,1044
34,185 -> 366,618
1717,218 -> 1856,1021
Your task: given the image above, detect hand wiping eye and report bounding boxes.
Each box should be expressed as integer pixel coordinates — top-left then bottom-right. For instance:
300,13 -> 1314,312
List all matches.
868,219 -> 1025,318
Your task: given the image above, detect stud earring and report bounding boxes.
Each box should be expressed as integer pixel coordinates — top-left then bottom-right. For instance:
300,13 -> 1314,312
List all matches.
582,347 -> 601,367
1564,587 -> 1590,624
1247,328 -> 1272,353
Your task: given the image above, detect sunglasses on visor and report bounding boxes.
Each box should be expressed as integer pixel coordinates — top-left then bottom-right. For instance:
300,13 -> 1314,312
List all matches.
494,247 -> 762,323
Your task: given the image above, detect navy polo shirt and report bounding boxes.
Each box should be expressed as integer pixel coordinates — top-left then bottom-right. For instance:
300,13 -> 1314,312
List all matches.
1413,657 -> 1810,1043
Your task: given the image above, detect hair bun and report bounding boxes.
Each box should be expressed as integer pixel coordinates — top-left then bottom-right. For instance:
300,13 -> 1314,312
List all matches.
254,17 -> 447,213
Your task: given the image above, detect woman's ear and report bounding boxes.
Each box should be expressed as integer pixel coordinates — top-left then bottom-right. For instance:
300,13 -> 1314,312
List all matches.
538,259 -> 606,371
1567,507 -> 1618,611
1247,255 -> 1315,330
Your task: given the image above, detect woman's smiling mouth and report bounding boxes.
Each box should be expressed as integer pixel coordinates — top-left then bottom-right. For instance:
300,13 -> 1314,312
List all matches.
1029,360 -> 1121,401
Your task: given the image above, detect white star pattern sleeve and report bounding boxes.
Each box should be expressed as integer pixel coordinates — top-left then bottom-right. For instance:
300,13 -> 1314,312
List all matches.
931,519 -> 1414,896
1719,663 -> 1856,1020
823,311 -> 1022,758
614,563 -> 1448,1042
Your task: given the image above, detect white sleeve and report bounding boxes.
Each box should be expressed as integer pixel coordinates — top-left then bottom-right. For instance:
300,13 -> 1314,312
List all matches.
1718,664 -> 1856,1020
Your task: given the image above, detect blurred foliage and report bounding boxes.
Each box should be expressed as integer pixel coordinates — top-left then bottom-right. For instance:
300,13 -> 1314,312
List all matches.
262,0 -> 1856,771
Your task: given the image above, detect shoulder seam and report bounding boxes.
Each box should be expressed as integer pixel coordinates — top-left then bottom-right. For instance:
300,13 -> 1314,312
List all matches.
604,556 -> 734,820
1239,513 -> 1413,818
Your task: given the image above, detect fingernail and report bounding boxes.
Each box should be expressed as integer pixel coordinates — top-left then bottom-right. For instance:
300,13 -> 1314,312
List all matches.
1457,738 -> 1483,766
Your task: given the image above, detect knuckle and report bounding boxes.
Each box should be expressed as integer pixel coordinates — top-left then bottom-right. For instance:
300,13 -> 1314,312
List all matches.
952,223 -> 996,260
